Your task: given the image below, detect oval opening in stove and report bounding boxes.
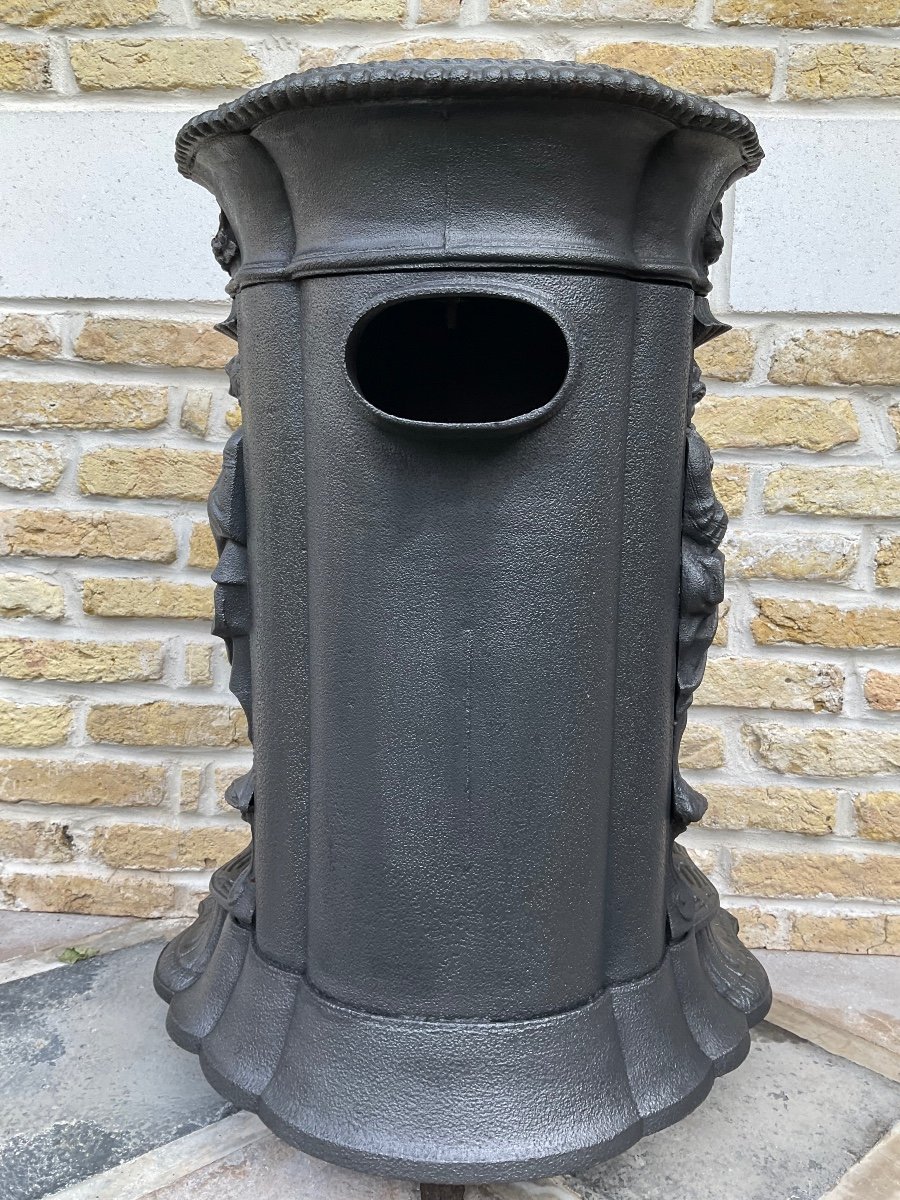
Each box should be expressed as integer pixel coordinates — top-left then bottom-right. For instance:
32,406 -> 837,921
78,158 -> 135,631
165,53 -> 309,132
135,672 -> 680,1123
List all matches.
348,295 -> 570,429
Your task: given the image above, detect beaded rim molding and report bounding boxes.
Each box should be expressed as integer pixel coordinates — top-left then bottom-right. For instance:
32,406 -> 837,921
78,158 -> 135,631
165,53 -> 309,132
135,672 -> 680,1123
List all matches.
174,58 -> 765,180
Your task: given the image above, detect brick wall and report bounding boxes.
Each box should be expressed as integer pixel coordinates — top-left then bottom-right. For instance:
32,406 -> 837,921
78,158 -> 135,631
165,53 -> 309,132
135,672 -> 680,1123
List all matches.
0,0 -> 898,953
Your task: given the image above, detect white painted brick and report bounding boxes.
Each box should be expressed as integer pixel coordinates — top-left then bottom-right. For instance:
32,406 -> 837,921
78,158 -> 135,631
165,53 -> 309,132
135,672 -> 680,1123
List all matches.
0,110 -> 224,303
730,117 -> 900,317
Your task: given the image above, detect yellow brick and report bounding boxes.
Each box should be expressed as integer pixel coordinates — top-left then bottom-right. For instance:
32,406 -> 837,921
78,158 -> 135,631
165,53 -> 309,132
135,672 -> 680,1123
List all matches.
712,599 -> 730,647
491,0 -> 693,21
770,329 -> 900,386
224,403 -> 242,432
0,41 -> 50,90
789,912 -> 900,955
179,765 -> 203,810
765,467 -> 900,518
576,43 -> 775,97
188,521 -> 219,570
0,0 -> 156,24
359,38 -> 526,62
745,722 -> 900,777
0,817 -> 73,862
854,791 -> 900,843
715,0 -> 900,27
78,447 -> 221,501
417,0 -> 460,20
0,314 -> 59,358
70,37 -> 261,90
681,844 -> 718,878
0,380 -> 166,430
75,318 -> 231,369
87,700 -> 248,747
694,328 -> 756,383
0,757 -> 165,807
701,784 -> 837,834
875,535 -> 900,588
728,904 -> 780,949
0,870 -> 177,917
213,764 -> 251,793
0,636 -> 163,682
752,597 -> 900,649
864,670 -> 900,713
213,763 -> 252,813
91,821 -> 248,870
0,573 -> 64,620
5,573 -> 64,624
712,463 -> 750,517
181,389 -> 212,437
184,642 -> 214,686
296,45 -> 340,70
889,403 -> 900,449
0,441 -> 66,492
176,882 -> 211,913
693,395 -> 858,452
0,509 -> 176,562
695,657 -> 842,713
679,723 -> 725,769
82,577 -> 213,620
197,0 -> 402,18
787,43 -> 900,99
723,532 -> 858,583
0,700 -> 71,747
731,849 -> 900,902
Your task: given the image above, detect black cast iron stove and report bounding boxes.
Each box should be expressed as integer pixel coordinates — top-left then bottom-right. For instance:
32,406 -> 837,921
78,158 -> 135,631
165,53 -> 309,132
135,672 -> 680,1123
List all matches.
155,59 -> 771,1192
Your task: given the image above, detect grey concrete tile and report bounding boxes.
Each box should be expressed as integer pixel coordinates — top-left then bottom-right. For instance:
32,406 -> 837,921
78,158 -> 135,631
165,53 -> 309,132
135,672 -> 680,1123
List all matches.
567,1024 -> 900,1200
0,940 -> 231,1200
0,910 -> 129,964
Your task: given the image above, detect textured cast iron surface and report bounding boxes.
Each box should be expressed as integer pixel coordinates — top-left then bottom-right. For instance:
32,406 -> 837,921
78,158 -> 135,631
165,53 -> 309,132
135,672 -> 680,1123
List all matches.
175,59 -> 763,177
156,59 -> 771,1184
180,59 -> 761,296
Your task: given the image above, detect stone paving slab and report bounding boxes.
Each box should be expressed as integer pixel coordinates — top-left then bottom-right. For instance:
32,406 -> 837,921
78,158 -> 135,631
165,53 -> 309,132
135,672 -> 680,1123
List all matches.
820,1124 -> 900,1200
758,949 -> 900,1083
0,939 -> 232,1200
115,1131 -> 432,1200
47,1023 -> 900,1200
0,910 -> 129,965
0,913 -> 188,986
567,1024 -> 900,1200
0,913 -> 896,1200
48,1111 -> 559,1200
48,1114 -> 273,1200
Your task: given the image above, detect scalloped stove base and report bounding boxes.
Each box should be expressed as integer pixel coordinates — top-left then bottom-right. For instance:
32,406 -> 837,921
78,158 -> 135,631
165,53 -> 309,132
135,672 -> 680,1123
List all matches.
154,907 -> 770,1186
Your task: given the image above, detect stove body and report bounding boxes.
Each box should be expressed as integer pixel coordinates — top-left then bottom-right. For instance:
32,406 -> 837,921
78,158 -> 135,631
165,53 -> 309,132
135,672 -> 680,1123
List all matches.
155,60 -> 771,1185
